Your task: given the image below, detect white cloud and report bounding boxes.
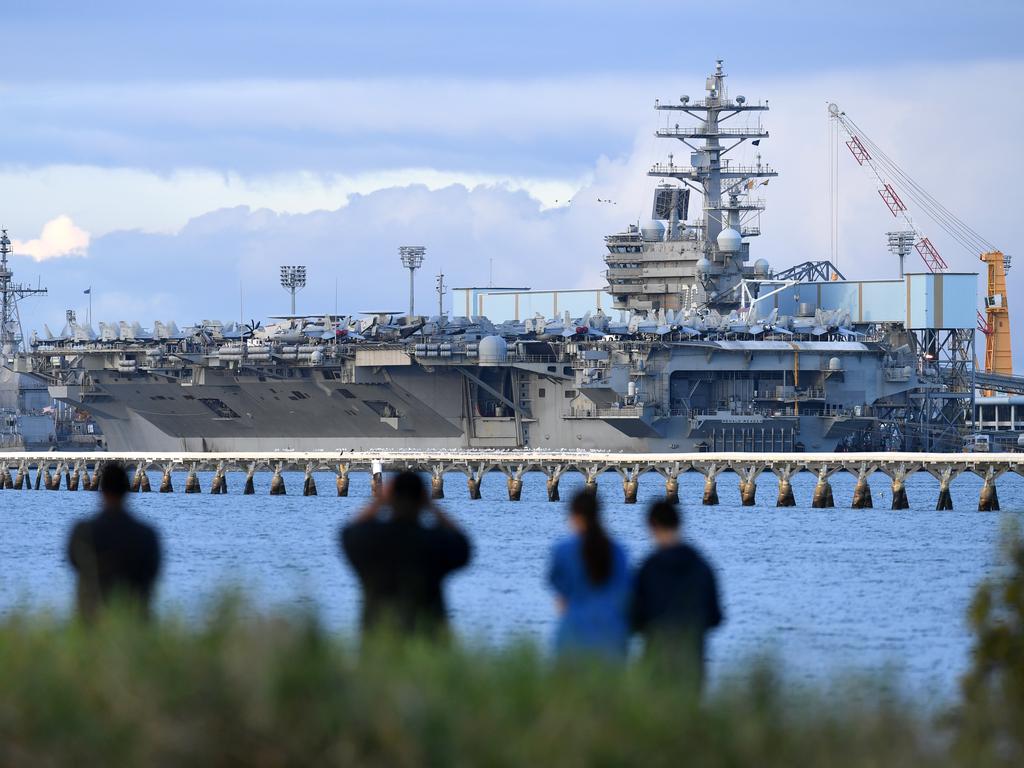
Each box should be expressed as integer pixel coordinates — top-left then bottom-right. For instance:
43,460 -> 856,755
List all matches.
12,215 -> 90,261
0,166 -> 585,238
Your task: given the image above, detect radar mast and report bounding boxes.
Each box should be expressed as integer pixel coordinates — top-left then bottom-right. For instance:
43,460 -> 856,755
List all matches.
0,229 -> 48,356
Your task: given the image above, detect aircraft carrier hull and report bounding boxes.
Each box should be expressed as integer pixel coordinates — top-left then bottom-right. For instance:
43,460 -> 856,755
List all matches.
40,340 -> 893,453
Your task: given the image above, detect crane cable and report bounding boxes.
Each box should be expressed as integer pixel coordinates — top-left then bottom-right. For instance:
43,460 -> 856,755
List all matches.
836,112 -> 996,257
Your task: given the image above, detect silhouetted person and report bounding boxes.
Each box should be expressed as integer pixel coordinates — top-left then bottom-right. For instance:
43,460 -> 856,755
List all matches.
548,490 -> 631,660
341,471 -> 471,637
631,501 -> 722,689
67,462 -> 162,620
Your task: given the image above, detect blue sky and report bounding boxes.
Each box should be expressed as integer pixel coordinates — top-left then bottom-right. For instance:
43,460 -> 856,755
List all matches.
2,0 -> 1023,359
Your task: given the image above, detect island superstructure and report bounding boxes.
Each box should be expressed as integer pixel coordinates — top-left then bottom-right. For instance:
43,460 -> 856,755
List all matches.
11,62 -> 985,453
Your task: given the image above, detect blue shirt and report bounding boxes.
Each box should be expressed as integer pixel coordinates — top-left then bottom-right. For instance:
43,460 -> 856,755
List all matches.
548,534 -> 631,659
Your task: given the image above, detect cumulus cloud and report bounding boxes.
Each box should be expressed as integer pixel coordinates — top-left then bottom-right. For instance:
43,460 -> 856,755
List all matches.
12,215 -> 90,261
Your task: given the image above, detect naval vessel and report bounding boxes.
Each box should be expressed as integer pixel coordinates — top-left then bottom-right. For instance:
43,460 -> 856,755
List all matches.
10,62 -> 980,453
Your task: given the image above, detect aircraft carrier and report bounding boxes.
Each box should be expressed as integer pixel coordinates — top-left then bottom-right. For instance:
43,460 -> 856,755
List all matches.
9,62 -> 982,453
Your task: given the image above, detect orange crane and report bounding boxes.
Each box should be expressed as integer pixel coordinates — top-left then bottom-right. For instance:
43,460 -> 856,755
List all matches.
828,104 -> 1013,381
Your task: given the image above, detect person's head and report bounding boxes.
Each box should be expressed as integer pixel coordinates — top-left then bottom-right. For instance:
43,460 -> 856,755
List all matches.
99,461 -> 130,509
646,500 -> 681,547
389,471 -> 428,522
569,489 -> 612,586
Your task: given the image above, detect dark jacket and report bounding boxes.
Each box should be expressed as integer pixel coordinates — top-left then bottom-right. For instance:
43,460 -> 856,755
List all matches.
342,515 -> 471,635
67,507 -> 161,619
631,542 -> 723,677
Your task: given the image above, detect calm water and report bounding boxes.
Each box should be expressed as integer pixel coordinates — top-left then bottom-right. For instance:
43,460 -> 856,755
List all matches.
1,469 -> 1021,696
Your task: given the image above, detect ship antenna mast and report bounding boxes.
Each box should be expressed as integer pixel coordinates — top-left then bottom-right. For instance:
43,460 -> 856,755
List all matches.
0,228 -> 48,357
650,60 -> 776,306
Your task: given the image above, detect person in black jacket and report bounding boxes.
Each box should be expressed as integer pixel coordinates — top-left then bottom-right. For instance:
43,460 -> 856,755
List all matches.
631,500 -> 723,689
67,462 -> 162,621
341,471 -> 471,638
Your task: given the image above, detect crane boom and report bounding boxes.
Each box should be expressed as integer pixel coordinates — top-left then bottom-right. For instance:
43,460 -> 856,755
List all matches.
828,102 -> 1013,380
828,103 -> 947,272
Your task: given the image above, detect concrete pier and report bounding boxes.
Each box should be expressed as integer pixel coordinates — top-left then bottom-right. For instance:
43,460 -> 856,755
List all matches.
978,466 -> 1004,512
696,463 -> 723,506
270,466 -> 286,496
811,466 -> 836,509
303,465 -> 317,496
774,464 -> 798,507
735,465 -> 762,507
211,465 -> 228,495
849,463 -> 874,509
1,451 -> 1020,511
886,464 -> 911,510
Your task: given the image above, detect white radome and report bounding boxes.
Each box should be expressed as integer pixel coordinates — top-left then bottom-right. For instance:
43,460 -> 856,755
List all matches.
478,335 -> 508,364
716,227 -> 742,253
640,219 -> 666,242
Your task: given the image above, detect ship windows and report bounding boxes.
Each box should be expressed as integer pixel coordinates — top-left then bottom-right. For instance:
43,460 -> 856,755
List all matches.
538,388 -> 546,398
198,398 -> 240,418
564,390 -> 577,399
338,388 -> 358,399
289,390 -> 311,401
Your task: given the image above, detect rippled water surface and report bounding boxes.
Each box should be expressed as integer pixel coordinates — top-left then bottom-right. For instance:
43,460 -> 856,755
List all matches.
2,468 -> 1021,695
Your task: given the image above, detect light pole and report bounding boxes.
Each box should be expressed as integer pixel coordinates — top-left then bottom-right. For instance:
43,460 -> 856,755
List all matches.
399,246 -> 425,317
279,265 -> 307,315
435,270 -> 447,317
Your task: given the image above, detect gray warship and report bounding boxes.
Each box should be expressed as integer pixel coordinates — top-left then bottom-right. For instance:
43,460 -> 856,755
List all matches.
10,62 -> 980,453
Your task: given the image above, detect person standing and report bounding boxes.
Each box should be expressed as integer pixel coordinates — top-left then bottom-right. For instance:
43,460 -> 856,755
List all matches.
631,500 -> 723,689
341,471 -> 471,638
67,461 -> 162,621
548,489 -> 631,660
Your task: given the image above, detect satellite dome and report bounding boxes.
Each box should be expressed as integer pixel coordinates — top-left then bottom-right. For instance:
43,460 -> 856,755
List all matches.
716,227 -> 742,253
478,335 -> 508,365
696,257 -> 712,274
640,219 -> 666,242
754,258 -> 770,276
828,357 -> 842,371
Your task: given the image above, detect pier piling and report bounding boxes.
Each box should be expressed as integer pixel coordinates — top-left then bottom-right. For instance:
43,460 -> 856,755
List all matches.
270,467 -> 286,496
243,466 -> 256,495
1,451 -> 1020,512
849,463 -> 874,509
888,465 -> 911,510
811,466 -> 835,509
931,466 -> 960,511
303,466 -> 317,496
185,467 -> 201,494
774,465 -> 797,507
978,467 -> 1003,512
664,476 -> 679,504
735,465 -> 761,507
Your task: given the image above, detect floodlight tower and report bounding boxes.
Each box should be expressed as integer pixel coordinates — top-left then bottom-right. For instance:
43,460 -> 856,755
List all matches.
399,246 -> 426,317
279,265 -> 307,315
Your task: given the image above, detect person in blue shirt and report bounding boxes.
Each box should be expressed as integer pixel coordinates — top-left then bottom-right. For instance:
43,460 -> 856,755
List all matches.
548,489 -> 631,660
